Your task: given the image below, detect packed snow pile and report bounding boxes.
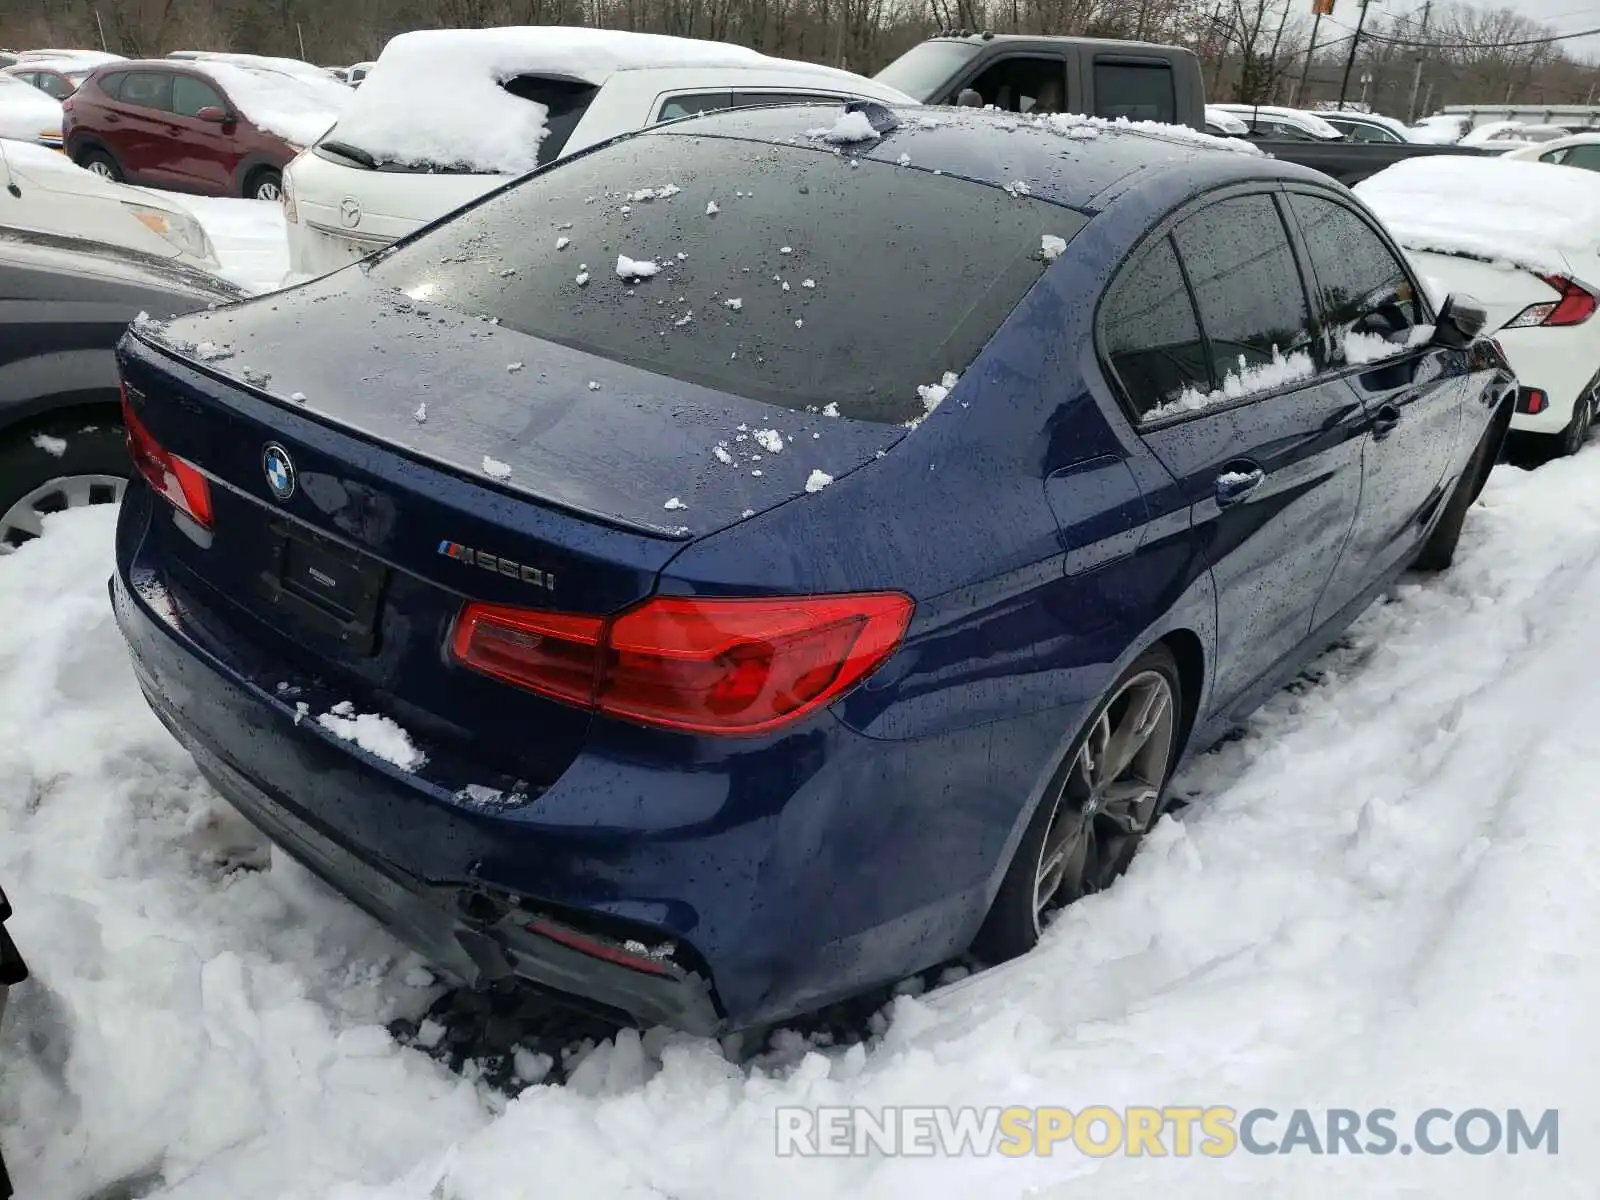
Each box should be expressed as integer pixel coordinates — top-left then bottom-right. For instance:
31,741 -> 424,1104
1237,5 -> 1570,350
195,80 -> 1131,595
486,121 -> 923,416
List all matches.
192,61 -> 350,147
326,27 -> 778,175
1356,156 -> 1600,276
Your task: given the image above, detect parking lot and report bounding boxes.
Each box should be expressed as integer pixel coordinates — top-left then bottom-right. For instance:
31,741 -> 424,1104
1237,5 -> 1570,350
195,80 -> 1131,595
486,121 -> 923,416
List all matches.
5,28 -> 1600,1200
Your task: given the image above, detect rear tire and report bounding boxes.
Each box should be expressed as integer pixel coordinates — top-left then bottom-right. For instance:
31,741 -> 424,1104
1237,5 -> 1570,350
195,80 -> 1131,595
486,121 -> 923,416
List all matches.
0,417 -> 129,554
973,644 -> 1183,964
75,147 -> 122,182
1556,392 -> 1594,457
246,168 -> 283,202
1413,398 -> 1509,573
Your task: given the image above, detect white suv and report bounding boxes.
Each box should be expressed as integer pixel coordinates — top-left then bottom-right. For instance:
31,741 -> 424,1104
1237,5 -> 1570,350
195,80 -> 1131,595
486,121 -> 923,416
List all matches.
282,29 -> 915,280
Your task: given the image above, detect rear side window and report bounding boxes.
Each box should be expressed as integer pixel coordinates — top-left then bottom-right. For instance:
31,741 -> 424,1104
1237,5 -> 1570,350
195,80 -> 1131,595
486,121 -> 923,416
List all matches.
98,71 -> 125,99
1287,192 -> 1425,364
118,71 -> 174,111
370,132 -> 1082,422
656,91 -> 733,123
1170,193 -> 1315,405
502,76 -> 599,167
1093,61 -> 1176,125
1102,236 -> 1211,419
733,91 -> 843,109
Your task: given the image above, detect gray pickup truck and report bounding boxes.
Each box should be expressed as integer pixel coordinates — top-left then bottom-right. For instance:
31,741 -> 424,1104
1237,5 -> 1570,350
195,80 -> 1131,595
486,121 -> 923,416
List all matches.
874,31 -> 1488,185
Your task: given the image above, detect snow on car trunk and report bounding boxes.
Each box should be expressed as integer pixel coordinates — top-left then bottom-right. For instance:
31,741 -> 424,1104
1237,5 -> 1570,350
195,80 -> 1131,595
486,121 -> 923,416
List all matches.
0,73 -> 61,144
194,61 -> 350,148
325,27 -> 779,175
7,444 -> 1600,1194
1356,156 -> 1600,279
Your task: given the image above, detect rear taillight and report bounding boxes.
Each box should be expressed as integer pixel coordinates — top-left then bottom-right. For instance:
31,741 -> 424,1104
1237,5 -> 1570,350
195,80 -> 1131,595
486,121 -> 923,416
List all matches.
120,383 -> 213,528
451,592 -> 914,736
1504,275 -> 1598,328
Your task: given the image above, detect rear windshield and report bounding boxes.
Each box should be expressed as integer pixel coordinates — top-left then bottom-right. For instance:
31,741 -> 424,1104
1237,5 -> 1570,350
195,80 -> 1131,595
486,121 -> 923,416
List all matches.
367,131 -> 1081,422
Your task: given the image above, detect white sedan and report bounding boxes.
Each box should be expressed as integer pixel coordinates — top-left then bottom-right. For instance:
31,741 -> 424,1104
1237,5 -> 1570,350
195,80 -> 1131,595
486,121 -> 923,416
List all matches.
0,138 -> 218,269
0,72 -> 61,146
282,27 -> 915,280
1358,155 -> 1600,454
1503,132 -> 1600,171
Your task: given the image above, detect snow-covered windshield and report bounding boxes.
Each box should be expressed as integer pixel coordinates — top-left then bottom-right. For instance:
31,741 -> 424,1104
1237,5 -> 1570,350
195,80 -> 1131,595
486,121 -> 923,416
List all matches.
873,40 -> 982,102
369,130 -> 1082,422
195,63 -> 349,147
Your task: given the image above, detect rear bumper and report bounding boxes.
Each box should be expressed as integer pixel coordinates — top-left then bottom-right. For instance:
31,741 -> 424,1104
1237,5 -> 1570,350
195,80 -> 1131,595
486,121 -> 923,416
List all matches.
1495,328 -> 1598,435
111,491 -> 1038,1032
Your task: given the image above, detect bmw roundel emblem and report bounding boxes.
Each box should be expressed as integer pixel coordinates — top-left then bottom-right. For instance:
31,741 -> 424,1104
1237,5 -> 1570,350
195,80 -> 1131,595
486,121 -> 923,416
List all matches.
262,443 -> 296,502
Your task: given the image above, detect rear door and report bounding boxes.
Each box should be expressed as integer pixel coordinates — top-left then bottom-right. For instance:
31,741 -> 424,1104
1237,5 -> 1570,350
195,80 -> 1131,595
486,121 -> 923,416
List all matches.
1085,54 -> 1178,125
1283,188 -> 1467,619
1104,188 -> 1368,718
106,70 -> 178,185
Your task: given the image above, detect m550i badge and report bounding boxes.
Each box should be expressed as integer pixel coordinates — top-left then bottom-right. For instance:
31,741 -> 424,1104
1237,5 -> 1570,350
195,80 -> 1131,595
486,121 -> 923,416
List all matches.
438,540 -> 555,593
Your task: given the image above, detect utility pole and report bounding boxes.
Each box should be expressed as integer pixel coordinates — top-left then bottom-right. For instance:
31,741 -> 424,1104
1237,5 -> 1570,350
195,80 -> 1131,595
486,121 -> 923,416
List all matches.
1294,4 -> 1327,108
93,7 -> 108,52
1337,0 -> 1372,110
1407,0 -> 1432,123
1208,3 -> 1230,95
297,23 -> 307,61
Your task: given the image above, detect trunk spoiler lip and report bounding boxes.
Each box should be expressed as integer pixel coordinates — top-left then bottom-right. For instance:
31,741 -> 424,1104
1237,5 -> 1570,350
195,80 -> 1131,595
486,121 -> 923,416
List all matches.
123,328 -> 704,542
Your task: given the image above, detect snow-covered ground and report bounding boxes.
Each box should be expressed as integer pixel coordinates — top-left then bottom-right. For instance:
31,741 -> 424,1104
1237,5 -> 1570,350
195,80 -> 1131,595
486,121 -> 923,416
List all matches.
175,195 -> 289,294
4,449 -> 1600,1198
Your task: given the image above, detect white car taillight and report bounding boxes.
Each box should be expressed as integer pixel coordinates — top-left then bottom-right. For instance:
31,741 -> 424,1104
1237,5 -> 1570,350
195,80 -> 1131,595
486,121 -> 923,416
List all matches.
1503,274 -> 1598,328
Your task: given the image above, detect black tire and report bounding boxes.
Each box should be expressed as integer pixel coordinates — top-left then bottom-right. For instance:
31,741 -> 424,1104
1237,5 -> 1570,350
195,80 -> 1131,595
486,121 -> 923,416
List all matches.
246,168 -> 283,202
1413,397 -> 1510,573
74,146 -> 122,183
0,417 -> 129,553
1556,392 -> 1595,458
973,644 -> 1184,964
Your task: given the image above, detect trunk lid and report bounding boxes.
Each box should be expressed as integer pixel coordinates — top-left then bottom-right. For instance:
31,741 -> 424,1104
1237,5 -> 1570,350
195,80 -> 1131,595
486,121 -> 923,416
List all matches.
1406,248 -> 1567,333
141,268 -> 904,539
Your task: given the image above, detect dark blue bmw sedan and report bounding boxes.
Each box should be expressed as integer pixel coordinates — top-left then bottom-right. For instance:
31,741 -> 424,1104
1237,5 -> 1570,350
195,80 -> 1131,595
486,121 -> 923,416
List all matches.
111,103 -> 1514,1036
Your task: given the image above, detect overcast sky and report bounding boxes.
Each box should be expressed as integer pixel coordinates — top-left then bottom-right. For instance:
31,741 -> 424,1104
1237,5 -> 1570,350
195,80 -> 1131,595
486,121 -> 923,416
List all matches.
1368,0 -> 1600,60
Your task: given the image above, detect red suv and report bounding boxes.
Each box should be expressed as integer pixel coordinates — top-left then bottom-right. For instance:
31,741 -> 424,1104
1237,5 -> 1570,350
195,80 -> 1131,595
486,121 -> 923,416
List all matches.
64,61 -> 319,200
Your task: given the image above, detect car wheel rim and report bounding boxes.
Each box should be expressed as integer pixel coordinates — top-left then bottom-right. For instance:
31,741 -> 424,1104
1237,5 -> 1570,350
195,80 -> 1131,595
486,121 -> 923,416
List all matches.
256,181 -> 281,201
0,474 -> 126,554
1032,669 -> 1177,931
88,161 -> 112,178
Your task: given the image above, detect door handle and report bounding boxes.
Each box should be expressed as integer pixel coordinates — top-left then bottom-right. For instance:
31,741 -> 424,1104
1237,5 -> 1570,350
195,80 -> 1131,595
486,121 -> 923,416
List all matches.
1215,465 -> 1266,508
1371,403 -> 1402,440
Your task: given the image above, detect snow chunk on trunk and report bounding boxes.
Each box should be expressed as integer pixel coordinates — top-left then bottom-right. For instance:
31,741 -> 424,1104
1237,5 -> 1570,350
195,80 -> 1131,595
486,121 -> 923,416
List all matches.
753,429 -> 784,454
1041,234 -> 1068,261
805,469 -> 834,493
812,110 -> 881,144
482,455 -> 512,479
316,707 -> 426,771
616,254 -> 660,280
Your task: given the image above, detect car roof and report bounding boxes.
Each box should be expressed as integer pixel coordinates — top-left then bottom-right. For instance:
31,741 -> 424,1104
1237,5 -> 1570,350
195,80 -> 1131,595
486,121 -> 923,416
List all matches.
928,32 -> 1190,53
643,102 -> 1307,214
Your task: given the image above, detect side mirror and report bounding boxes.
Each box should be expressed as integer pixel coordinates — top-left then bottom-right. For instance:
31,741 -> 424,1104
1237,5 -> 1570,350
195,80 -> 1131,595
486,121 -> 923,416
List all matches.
196,105 -> 230,124
955,88 -> 983,108
1432,293 -> 1488,349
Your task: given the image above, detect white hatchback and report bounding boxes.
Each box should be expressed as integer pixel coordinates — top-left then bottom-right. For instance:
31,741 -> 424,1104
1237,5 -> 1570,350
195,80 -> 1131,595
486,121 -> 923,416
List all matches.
282,27 -> 916,280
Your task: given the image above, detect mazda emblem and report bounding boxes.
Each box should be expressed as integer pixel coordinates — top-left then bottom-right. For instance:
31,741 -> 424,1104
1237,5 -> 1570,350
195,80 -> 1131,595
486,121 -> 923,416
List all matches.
339,197 -> 361,228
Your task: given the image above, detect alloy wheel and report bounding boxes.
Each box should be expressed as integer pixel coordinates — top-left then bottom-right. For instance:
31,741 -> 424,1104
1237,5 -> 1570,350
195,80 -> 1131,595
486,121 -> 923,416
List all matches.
1031,669 -> 1177,930
0,474 -> 126,554
255,181 -> 282,201
87,160 -> 114,179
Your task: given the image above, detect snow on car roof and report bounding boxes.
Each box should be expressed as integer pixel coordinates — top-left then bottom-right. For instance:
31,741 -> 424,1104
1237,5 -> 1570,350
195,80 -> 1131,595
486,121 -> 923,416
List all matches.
1356,155 -> 1600,275
328,26 -> 859,175
190,60 -> 351,148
